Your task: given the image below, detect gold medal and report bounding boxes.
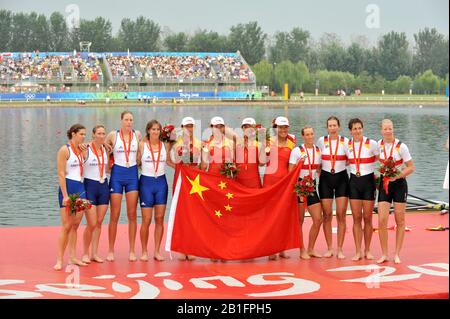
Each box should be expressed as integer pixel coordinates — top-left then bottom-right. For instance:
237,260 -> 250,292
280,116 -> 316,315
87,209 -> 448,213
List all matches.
356,172 -> 361,177
331,169 -> 335,175
126,162 -> 130,168
80,177 -> 84,183
99,177 -> 105,184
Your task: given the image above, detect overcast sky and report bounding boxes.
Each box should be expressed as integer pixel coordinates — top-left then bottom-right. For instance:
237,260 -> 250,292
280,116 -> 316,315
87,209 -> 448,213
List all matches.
1,0 -> 448,45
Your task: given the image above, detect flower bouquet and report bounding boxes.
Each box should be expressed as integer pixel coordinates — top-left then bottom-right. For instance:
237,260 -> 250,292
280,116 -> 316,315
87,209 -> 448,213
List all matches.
177,143 -> 197,164
379,157 -> 400,194
65,193 -> 92,215
220,161 -> 240,179
160,124 -> 177,144
294,175 -> 316,203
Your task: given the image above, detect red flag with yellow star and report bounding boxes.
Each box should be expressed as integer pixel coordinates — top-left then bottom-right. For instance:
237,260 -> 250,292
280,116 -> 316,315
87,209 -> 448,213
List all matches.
165,164 -> 302,260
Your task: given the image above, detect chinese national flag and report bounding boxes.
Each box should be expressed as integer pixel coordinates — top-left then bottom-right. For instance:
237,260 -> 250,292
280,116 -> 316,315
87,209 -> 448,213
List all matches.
165,164 -> 302,260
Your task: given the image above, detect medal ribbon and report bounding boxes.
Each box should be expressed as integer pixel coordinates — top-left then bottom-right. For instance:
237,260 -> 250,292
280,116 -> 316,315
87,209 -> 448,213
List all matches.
148,140 -> 162,176
70,142 -> 84,179
90,142 -> 105,180
120,129 -> 132,165
328,135 -> 340,172
352,137 -> 364,175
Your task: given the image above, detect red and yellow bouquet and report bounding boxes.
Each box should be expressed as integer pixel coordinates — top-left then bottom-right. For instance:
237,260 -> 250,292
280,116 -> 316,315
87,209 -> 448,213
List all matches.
66,193 -> 92,215
160,124 -> 177,144
294,175 -> 316,203
379,157 -> 400,194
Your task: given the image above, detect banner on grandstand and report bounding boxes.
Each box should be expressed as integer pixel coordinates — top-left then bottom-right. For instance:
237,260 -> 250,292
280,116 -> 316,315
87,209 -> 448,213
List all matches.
165,165 -> 302,260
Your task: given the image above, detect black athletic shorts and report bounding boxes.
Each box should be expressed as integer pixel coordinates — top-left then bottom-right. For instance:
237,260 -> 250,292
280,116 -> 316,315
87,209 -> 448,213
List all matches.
297,178 -> 321,206
349,173 -> 376,201
378,177 -> 408,203
318,170 -> 349,199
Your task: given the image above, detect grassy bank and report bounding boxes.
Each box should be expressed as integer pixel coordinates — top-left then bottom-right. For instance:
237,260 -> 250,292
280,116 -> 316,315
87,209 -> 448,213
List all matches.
0,94 -> 448,108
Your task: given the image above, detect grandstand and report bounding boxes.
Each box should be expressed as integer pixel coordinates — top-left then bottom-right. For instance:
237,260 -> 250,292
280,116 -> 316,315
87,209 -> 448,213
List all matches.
0,51 -> 258,101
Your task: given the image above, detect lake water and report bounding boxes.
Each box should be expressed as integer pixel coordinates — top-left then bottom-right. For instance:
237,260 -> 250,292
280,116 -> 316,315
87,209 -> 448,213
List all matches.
0,104 -> 448,227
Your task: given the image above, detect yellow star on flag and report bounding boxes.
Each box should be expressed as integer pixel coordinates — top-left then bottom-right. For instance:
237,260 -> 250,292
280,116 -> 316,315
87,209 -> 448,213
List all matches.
187,174 -> 209,200
215,210 -> 222,218
218,181 -> 227,190
225,192 -> 234,200
224,204 -> 232,212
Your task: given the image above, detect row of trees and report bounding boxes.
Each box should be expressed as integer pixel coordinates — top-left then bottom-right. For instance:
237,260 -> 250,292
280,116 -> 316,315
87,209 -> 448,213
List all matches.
0,10 -> 448,91
254,59 -> 446,94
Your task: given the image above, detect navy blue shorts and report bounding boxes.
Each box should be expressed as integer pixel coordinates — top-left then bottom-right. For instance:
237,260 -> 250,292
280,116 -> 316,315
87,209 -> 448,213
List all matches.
109,164 -> 139,194
139,175 -> 168,208
84,177 -> 110,206
58,179 -> 87,208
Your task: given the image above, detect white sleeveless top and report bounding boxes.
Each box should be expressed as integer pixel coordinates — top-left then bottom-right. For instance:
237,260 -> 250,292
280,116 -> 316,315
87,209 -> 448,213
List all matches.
289,144 -> 322,180
317,135 -> 348,173
377,138 -> 412,170
141,141 -> 167,177
84,144 -> 108,181
65,144 -> 83,182
113,129 -> 138,167
344,136 -> 379,176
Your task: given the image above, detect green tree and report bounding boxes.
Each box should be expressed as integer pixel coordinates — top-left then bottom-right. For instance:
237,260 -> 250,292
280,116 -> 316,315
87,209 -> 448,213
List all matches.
164,32 -> 189,52
71,17 -> 113,52
118,16 -> 161,51
269,27 -> 310,64
0,10 -> 13,51
318,33 -> 348,72
414,69 -> 440,94
29,13 -> 50,51
49,12 -> 69,51
228,21 -> 267,65
392,75 -> 412,94
413,28 -> 449,78
345,43 -> 367,75
10,12 -> 34,51
377,31 -> 412,80
274,60 -> 296,92
252,60 -> 273,86
293,61 -> 310,91
187,30 -> 228,52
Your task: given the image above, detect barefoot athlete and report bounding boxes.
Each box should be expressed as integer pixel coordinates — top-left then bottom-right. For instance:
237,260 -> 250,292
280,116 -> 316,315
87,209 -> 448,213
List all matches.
105,111 -> 141,262
376,119 -> 414,264
345,118 -> 379,261
317,116 -> 349,259
137,120 -> 174,262
81,125 -> 110,264
54,124 -> 88,270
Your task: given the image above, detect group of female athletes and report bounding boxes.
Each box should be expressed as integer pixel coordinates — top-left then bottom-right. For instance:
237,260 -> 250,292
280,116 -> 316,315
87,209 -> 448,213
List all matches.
54,111 -> 414,270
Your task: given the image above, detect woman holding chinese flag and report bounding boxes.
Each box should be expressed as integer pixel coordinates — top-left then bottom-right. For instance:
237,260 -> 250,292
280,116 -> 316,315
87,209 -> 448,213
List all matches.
105,111 -> 141,262
235,117 -> 264,188
81,125 -> 110,264
376,119 -> 414,264
263,116 -> 296,260
289,126 -> 323,259
137,120 -> 174,262
200,116 -> 233,176
168,117 -> 201,261
54,124 -> 88,270
345,118 -> 379,261
317,116 -> 349,259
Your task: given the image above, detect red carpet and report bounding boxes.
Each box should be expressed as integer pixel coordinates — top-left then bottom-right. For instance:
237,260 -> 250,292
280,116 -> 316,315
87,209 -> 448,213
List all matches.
0,212 -> 448,299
